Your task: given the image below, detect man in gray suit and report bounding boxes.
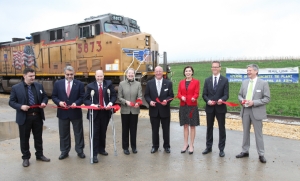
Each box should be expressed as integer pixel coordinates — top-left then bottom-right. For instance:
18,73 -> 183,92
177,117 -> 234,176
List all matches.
236,64 -> 270,163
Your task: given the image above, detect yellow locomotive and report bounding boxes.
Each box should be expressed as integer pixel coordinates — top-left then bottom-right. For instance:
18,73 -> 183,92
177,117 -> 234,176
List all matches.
0,13 -> 170,106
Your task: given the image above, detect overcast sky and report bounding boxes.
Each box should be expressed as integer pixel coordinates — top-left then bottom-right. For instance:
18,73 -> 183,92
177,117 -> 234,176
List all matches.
1,0 -> 299,62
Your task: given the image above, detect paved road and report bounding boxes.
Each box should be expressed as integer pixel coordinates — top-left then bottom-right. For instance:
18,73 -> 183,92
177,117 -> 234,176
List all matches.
0,98 -> 300,181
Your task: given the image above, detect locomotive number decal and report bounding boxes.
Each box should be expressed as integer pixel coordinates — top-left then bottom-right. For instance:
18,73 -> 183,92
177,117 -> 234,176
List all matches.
77,41 -> 102,53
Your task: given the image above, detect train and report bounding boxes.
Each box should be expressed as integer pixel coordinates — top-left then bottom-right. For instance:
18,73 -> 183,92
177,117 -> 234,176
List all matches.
0,13 -> 171,106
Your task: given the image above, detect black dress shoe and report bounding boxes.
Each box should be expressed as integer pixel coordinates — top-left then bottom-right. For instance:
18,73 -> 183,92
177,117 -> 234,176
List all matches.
181,145 -> 189,153
99,151 -> 108,156
151,148 -> 158,153
202,148 -> 212,154
236,152 -> 249,158
132,148 -> 138,154
164,148 -> 171,153
124,149 -> 130,155
59,154 -> 69,160
22,159 -> 30,167
93,156 -> 98,163
219,150 -> 225,157
259,156 -> 267,163
78,152 -> 86,159
36,155 -> 50,162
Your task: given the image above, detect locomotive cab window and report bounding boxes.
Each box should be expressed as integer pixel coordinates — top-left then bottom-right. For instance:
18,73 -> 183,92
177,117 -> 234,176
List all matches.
49,29 -> 63,41
104,23 -> 128,33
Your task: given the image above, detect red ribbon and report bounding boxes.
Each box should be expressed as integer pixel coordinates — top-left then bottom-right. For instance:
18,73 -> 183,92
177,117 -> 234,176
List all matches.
189,107 -> 194,118
129,99 -> 143,107
30,104 -> 121,112
221,101 -> 240,107
155,97 -> 174,104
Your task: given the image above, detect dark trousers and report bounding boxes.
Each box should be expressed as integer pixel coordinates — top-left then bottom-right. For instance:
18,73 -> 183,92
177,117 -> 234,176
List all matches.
59,118 -> 84,155
93,110 -> 110,156
121,113 -> 138,150
206,109 -> 226,151
18,114 -> 43,159
150,115 -> 170,149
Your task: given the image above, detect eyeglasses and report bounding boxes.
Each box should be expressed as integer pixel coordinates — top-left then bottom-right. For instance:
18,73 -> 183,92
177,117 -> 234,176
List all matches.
211,67 -> 220,68
65,74 -> 74,76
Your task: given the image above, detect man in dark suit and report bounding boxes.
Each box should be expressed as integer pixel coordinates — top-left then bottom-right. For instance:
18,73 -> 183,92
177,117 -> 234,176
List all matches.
9,68 -> 50,167
52,66 -> 85,160
83,70 -> 117,163
144,66 -> 174,153
202,61 -> 229,157
236,64 -> 270,163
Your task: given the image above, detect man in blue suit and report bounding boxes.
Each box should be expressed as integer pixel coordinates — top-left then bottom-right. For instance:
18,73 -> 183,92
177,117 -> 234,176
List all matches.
9,68 -> 50,167
83,70 -> 117,163
52,66 -> 85,160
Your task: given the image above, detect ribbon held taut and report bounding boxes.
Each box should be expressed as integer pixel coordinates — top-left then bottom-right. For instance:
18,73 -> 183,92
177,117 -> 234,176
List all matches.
221,101 -> 239,107
30,104 -> 121,112
155,97 -> 174,104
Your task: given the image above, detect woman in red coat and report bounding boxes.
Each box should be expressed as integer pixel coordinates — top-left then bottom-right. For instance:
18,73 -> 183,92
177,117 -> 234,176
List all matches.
177,66 -> 200,154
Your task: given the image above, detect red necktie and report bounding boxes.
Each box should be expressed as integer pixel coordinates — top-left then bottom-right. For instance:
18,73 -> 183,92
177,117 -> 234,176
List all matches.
67,82 -> 71,97
99,84 -> 103,107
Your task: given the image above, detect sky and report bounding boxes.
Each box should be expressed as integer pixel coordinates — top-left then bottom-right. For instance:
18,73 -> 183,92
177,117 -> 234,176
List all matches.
1,0 -> 300,62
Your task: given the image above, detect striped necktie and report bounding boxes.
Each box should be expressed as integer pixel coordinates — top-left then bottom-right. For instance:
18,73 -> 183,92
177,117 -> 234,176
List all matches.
213,77 -> 218,91
28,85 -> 35,106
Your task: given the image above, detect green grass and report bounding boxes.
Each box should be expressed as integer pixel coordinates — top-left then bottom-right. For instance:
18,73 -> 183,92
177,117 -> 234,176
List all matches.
168,59 -> 300,117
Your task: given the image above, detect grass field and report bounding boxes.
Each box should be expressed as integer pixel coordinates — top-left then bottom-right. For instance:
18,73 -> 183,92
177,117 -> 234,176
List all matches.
168,59 -> 300,117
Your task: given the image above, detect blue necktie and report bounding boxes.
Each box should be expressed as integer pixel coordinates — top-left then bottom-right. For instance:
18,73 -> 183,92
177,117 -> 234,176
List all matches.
213,77 -> 218,91
28,85 -> 35,106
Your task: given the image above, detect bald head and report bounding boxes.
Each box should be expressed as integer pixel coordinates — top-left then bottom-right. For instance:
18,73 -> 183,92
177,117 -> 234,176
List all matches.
154,66 -> 163,80
95,70 -> 104,83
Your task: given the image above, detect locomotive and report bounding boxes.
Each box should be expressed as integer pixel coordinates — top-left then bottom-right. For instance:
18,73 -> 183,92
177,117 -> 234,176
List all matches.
0,13 -> 170,106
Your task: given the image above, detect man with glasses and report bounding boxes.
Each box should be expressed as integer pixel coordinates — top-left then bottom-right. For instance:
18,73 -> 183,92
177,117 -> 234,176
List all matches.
52,66 -> 86,160
202,61 -> 229,157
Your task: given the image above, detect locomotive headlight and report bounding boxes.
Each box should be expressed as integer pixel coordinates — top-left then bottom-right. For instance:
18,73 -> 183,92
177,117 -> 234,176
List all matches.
167,65 -> 171,73
147,64 -> 153,71
145,36 -> 150,46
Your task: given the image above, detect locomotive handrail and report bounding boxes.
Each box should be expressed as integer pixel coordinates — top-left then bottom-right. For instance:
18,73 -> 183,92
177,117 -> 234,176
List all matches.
135,54 -> 149,75
123,50 -> 136,80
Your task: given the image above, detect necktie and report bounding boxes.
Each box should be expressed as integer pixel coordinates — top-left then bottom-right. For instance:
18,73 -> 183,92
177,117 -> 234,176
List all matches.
67,81 -> 71,97
157,80 -> 161,96
246,80 -> 253,100
99,84 -> 104,107
28,85 -> 35,106
213,77 -> 218,91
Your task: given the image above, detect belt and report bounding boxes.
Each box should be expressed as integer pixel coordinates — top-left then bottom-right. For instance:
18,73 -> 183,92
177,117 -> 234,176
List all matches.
27,112 -> 40,116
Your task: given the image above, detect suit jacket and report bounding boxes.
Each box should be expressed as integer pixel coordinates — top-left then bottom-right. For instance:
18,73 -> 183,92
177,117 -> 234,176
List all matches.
83,80 -> 117,120
52,79 -> 85,120
118,80 -> 142,114
9,81 -> 48,125
144,78 -> 174,118
177,78 -> 200,106
238,78 -> 270,120
202,75 -> 229,113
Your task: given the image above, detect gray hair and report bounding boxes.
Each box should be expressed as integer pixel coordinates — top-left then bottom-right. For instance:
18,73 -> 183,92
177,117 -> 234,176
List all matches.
247,64 -> 259,75
126,68 -> 135,74
247,64 -> 259,71
64,65 -> 74,73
